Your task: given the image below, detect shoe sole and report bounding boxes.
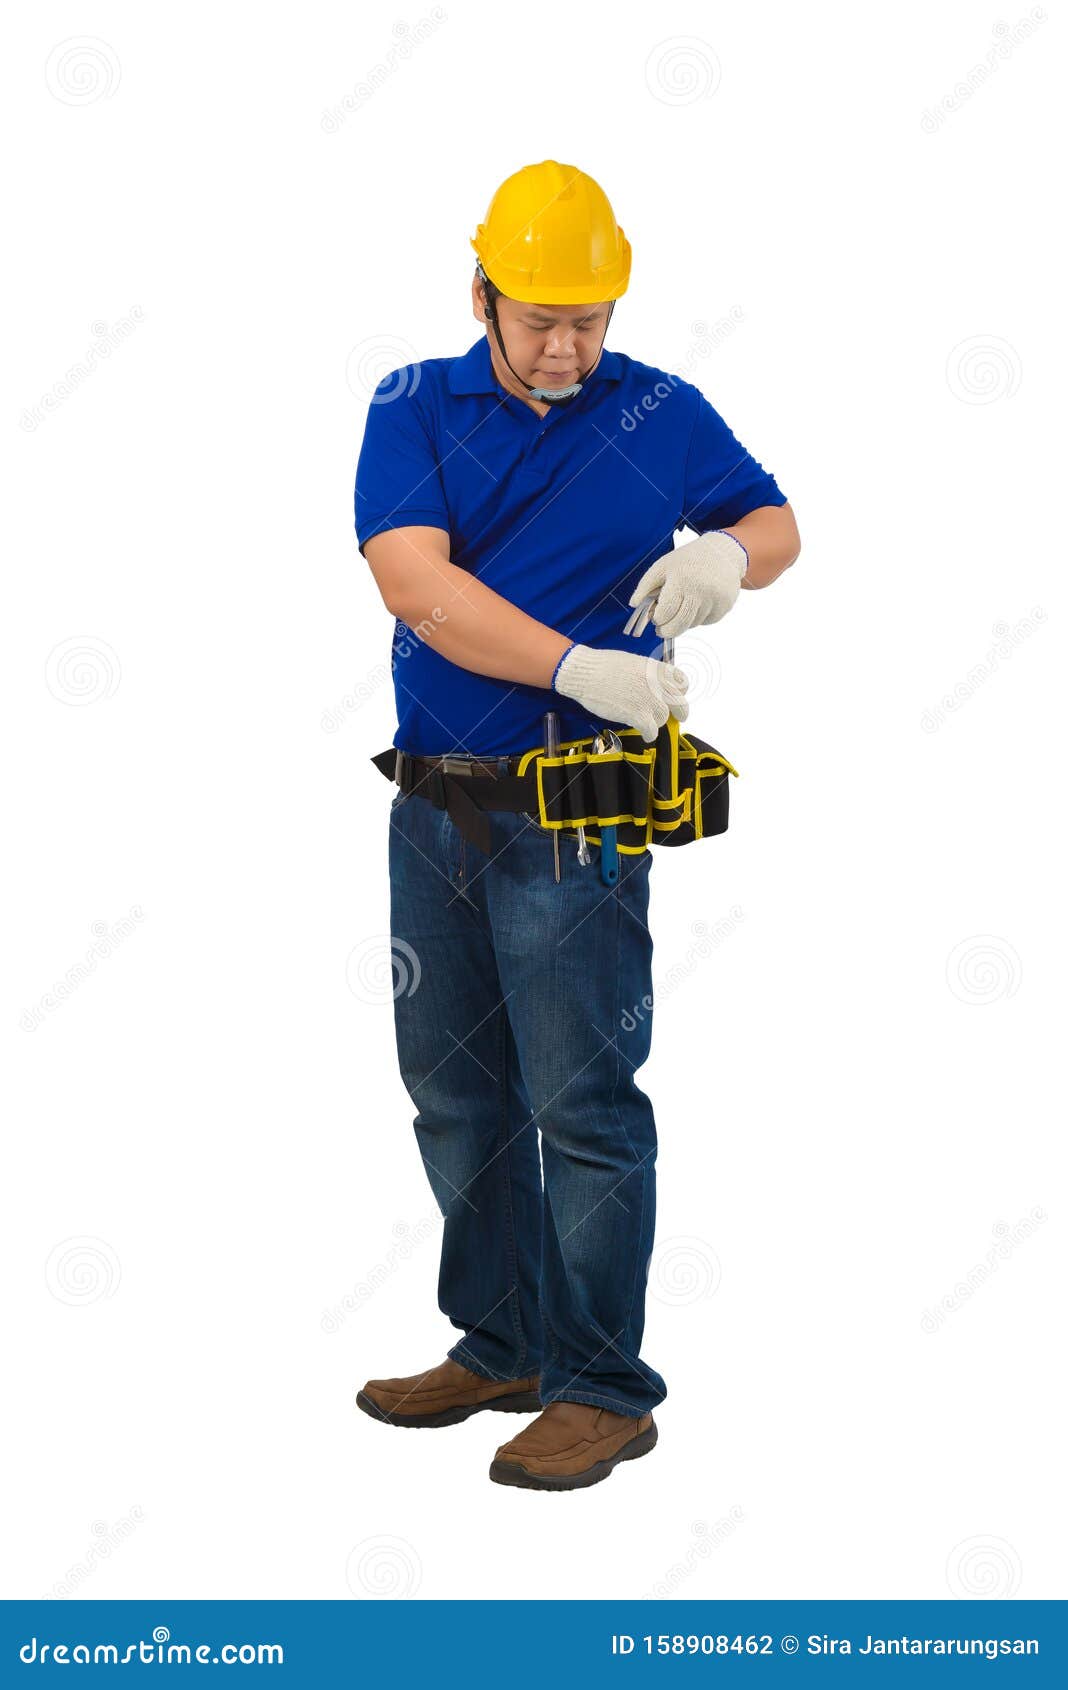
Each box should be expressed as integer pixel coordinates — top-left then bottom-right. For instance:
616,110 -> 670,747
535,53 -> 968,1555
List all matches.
489,1417 -> 658,1490
356,1388 -> 541,1429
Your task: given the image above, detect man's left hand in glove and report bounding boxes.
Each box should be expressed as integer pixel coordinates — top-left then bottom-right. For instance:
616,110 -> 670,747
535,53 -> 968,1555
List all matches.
628,530 -> 749,639
627,505 -> 801,638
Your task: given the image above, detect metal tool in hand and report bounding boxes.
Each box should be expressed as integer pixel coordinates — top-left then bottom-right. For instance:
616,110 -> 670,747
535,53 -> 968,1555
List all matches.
624,595 -> 677,807
543,710 -> 562,882
622,593 -> 656,638
568,745 -> 591,866
623,594 -> 674,664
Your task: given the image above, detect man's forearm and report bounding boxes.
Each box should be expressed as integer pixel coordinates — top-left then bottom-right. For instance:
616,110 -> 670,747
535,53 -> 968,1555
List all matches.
724,502 -> 800,588
367,498 -> 800,695
394,555 -> 572,688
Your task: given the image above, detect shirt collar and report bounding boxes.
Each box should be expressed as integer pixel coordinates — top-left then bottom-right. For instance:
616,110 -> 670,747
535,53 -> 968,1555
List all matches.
448,335 -> 622,396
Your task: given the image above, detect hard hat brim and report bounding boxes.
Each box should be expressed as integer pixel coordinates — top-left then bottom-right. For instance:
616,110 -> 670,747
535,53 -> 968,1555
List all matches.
470,232 -> 631,305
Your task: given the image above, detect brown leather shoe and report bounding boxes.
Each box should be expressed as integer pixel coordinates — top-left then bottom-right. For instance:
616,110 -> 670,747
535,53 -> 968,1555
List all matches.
357,1357 -> 541,1428
489,1400 -> 658,1490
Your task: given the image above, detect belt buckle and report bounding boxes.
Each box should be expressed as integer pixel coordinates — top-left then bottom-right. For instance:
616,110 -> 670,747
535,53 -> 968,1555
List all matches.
440,756 -> 471,777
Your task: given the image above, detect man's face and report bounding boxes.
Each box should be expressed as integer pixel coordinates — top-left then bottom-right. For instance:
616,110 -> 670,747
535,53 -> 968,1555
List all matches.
473,278 -> 610,391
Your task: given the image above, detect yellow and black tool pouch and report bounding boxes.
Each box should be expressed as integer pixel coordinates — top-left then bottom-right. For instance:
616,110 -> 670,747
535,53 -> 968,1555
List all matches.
519,718 -> 738,855
373,718 -> 737,856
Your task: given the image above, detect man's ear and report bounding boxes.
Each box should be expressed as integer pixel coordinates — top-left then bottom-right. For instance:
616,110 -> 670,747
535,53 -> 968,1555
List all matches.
471,272 -> 491,325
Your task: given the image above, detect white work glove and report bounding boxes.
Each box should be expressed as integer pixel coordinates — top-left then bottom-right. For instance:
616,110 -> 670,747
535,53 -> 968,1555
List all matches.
552,644 -> 689,743
628,530 -> 749,638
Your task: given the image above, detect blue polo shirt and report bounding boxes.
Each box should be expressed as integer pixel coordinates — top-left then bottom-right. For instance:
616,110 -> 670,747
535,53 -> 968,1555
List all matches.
354,336 -> 786,757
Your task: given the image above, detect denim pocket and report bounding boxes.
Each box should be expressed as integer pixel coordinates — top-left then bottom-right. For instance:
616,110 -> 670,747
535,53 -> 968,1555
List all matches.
522,811 -> 575,839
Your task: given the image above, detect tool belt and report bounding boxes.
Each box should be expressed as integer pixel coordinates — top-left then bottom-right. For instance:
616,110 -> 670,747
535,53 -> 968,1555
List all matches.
372,717 -> 737,857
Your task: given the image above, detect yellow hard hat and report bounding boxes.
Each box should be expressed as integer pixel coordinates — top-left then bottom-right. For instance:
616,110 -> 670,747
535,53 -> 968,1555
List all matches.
470,160 -> 631,306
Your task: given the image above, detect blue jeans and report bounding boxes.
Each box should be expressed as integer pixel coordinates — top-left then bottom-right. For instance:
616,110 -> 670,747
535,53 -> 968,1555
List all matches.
387,781 -> 667,1416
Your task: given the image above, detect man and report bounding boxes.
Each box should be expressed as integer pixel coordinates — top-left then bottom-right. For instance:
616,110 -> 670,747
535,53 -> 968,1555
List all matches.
353,160 -> 799,1492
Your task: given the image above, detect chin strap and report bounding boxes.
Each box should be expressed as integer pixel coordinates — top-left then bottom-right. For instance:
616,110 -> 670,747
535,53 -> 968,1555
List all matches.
478,264 -> 615,405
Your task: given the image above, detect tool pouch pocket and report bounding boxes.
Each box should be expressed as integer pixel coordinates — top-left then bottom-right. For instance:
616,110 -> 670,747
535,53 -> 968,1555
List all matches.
533,744 -> 656,852
590,725 -> 737,848
664,731 -> 735,845
527,726 -> 737,853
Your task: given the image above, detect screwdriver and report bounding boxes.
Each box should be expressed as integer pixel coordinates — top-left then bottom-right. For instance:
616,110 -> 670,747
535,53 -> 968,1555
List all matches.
543,710 -> 562,882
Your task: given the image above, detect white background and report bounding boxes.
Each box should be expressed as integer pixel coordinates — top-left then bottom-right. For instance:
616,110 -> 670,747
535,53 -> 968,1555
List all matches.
3,0 -> 1064,1603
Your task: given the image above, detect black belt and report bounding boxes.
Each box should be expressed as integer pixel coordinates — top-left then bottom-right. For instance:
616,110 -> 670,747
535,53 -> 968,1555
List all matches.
371,746 -> 538,854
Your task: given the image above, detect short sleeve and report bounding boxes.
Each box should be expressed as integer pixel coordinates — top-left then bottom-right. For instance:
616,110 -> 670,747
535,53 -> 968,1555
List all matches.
679,389 -> 787,533
354,372 -> 450,553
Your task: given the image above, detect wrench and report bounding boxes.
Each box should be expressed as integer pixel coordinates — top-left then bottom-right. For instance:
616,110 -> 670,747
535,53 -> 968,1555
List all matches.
568,745 -> 591,865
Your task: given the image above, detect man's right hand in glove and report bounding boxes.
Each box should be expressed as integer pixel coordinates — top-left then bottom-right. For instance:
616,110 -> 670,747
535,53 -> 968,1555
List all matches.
552,643 -> 688,743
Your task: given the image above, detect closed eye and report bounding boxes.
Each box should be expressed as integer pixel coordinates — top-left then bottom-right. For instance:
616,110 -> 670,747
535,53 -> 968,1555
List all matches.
524,316 -> 601,331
